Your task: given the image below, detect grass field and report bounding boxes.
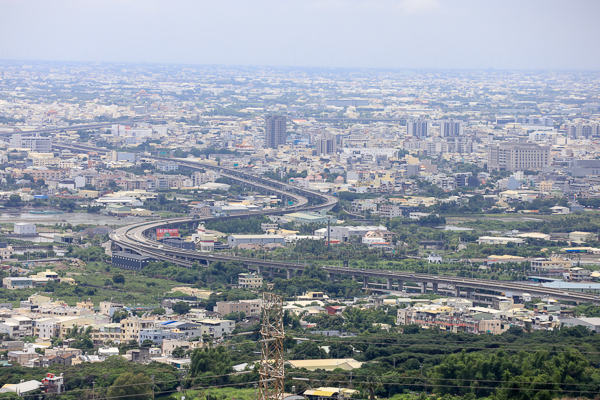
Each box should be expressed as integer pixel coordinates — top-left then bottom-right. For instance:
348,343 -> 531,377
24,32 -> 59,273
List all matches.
0,260 -> 187,307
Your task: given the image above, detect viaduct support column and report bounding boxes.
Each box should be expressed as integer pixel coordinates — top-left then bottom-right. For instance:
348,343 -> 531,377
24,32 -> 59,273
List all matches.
258,266 -> 264,275
387,278 -> 393,291
363,276 -> 369,289
420,282 -> 427,294
397,280 -> 403,291
466,288 -> 473,298
329,273 -> 336,282
269,267 -> 274,279
432,282 -> 438,293
455,286 -> 461,297
287,269 -> 293,279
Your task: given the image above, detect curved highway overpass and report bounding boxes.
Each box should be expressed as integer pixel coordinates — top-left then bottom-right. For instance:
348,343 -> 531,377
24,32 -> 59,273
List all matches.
54,141 -> 600,306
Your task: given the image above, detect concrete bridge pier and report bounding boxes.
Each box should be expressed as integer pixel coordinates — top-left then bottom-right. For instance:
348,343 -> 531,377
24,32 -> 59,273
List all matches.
420,282 -> 427,294
258,266 -> 264,275
329,273 -> 336,282
432,282 -> 438,293
287,269 -> 293,279
363,276 -> 369,288
466,288 -> 473,298
269,267 -> 274,279
398,280 -> 403,291
387,278 -> 393,290
455,286 -> 461,297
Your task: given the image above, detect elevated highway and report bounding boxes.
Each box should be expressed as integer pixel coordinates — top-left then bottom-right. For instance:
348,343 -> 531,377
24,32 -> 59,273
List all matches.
2,118 -> 164,138
57,141 -> 600,305
54,141 -> 110,154
111,214 -> 600,305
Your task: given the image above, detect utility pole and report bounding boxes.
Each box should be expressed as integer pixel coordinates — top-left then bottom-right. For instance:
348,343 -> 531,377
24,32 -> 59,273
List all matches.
151,375 -> 155,400
327,216 -> 331,250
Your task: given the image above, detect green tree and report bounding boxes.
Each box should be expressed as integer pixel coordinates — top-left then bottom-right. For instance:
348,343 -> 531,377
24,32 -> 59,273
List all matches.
172,347 -> 186,359
107,373 -> 152,400
172,301 -> 191,315
189,346 -> 233,382
112,310 -> 129,323
5,194 -> 23,207
302,264 -> 328,281
223,311 -> 245,322
113,274 -> 125,284
151,307 -> 166,315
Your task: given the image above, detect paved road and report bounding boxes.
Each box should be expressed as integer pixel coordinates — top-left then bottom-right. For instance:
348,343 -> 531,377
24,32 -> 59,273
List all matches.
56,141 -> 600,305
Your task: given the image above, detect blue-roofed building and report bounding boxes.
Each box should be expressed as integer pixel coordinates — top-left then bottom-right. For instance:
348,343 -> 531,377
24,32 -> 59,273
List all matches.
139,321 -> 204,345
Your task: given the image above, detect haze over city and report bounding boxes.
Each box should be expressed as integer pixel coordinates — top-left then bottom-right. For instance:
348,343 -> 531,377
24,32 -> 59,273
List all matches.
1,0 -> 600,70
2,2 -> 600,400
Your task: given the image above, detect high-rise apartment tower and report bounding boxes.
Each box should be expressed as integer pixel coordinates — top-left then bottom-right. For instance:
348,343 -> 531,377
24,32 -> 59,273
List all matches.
265,115 -> 286,149
440,119 -> 464,137
407,118 -> 430,137
316,133 -> 336,155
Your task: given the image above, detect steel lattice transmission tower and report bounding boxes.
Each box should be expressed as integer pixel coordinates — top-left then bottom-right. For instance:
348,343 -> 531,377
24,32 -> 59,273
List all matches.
259,293 -> 285,400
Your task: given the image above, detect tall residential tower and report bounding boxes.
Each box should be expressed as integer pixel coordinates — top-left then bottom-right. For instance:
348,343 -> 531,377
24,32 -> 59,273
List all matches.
265,115 -> 286,149
407,118 -> 430,137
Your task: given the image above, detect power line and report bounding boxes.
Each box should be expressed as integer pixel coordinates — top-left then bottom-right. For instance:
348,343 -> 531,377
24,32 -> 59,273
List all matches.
280,336 -> 600,355
0,371 -> 256,400
289,371 -> 600,389
287,375 -> 600,395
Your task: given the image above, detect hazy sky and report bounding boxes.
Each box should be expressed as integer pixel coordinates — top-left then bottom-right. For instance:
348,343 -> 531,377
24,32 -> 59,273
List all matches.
1,0 -> 599,70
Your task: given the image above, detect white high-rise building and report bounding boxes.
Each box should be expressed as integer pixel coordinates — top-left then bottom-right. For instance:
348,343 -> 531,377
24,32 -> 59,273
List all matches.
316,133 -> 336,155
440,119 -> 464,137
567,122 -> 600,139
407,118 -> 430,137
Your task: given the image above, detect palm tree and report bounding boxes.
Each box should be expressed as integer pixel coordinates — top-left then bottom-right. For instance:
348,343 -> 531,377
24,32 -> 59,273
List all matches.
359,374 -> 383,400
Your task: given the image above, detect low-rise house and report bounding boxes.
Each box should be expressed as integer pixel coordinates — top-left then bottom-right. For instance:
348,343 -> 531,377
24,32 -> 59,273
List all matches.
0,243 -> 14,260
92,323 -> 124,345
530,257 -> 571,273
41,354 -> 78,367
196,318 -> 235,338
139,321 -> 205,345
0,316 -> 33,338
570,267 -> 592,282
162,339 -> 202,357
237,273 -> 263,289
7,346 -> 38,365
215,299 -> 262,317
